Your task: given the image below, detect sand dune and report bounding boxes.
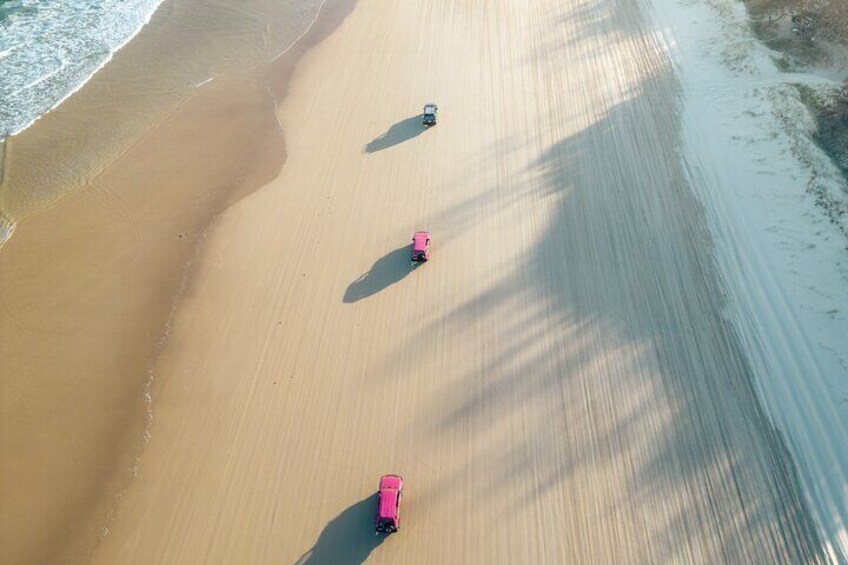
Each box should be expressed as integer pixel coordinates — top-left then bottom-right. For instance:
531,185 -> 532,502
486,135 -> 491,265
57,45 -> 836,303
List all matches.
83,0 -> 825,562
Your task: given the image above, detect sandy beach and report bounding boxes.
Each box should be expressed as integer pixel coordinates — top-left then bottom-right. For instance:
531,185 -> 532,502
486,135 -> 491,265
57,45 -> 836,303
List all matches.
1,0 -> 836,563
0,0 -> 329,562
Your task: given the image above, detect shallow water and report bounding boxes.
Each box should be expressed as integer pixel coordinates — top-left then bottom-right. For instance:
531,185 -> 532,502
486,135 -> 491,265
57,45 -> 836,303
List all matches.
0,0 -> 325,247
0,0 -> 165,138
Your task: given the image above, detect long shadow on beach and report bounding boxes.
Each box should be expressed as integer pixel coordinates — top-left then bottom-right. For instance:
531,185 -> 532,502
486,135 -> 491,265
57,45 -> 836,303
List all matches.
364,116 -> 426,153
294,495 -> 385,565
344,247 -> 414,303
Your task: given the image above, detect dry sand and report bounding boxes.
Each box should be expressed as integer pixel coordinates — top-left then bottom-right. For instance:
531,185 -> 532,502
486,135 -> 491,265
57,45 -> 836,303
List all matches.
1,0 -> 829,563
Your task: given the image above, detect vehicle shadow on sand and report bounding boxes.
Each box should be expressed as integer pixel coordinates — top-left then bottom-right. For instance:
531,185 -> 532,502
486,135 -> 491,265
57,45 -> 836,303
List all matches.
364,116 -> 426,153
294,494 -> 386,565
344,246 -> 415,303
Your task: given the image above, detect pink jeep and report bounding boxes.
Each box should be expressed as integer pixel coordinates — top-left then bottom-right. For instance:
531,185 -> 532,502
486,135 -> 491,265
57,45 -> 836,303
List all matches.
411,231 -> 431,262
375,474 -> 404,533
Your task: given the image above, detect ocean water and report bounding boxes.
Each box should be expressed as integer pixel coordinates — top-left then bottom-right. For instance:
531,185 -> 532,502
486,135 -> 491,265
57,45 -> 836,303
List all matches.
0,0 -> 165,138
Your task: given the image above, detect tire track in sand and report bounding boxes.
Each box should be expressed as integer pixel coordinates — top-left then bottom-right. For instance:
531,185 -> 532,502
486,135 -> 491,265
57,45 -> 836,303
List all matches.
91,0 -> 825,562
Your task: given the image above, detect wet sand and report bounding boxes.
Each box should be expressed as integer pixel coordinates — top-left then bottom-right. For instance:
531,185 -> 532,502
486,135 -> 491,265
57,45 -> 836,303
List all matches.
2,0 -> 828,563
0,0 -> 334,562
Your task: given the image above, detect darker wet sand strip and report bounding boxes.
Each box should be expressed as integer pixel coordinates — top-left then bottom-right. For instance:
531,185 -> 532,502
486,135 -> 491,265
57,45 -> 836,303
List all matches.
0,1 -> 353,562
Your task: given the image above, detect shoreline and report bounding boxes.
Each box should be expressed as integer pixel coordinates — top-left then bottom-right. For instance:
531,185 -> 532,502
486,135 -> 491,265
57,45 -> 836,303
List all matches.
0,0 -> 354,562
0,139 -> 9,244
0,0 -> 166,143
0,0 -> 333,244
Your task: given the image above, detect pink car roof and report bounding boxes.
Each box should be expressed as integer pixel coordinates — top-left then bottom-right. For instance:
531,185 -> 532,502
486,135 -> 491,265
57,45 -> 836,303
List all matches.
378,489 -> 399,519
377,475 -> 403,519
412,232 -> 430,251
379,474 -> 403,490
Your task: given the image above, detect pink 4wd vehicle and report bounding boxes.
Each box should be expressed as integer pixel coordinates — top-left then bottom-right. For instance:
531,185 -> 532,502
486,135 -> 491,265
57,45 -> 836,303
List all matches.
375,474 -> 404,533
411,231 -> 431,263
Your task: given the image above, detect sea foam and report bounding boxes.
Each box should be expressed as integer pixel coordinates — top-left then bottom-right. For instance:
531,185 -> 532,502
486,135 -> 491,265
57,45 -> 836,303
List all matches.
0,0 -> 165,138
